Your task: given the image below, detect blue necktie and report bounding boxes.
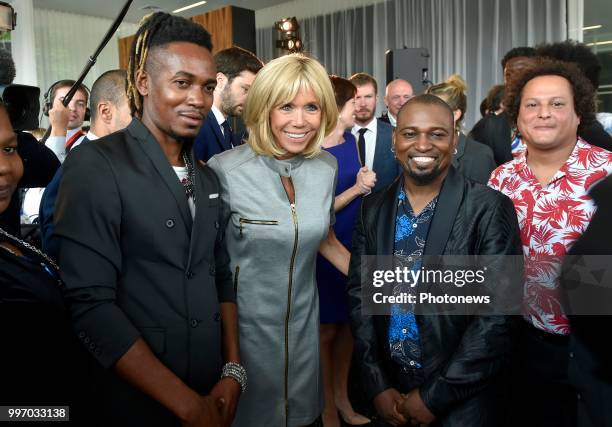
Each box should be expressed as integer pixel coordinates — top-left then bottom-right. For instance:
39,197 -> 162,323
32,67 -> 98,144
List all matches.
221,120 -> 234,149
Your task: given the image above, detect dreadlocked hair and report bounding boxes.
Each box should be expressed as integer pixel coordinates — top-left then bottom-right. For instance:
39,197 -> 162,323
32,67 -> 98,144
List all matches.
127,12 -> 213,116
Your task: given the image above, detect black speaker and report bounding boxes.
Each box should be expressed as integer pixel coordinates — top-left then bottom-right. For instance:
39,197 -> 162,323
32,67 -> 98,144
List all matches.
385,48 -> 431,95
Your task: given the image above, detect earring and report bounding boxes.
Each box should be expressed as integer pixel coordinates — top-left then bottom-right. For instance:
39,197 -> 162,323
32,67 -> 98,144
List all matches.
453,148 -> 458,155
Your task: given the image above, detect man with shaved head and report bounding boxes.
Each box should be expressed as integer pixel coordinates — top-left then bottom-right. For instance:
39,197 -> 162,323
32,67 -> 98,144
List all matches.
380,79 -> 414,128
348,95 -> 522,426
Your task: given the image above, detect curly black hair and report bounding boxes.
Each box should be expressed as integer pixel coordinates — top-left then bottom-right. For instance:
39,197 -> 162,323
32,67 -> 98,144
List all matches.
503,58 -> 595,133
501,47 -> 536,70
127,12 -> 213,116
536,40 -> 601,89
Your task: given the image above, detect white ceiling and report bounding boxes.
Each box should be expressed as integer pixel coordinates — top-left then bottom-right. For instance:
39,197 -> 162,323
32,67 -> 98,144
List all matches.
32,0 -> 289,23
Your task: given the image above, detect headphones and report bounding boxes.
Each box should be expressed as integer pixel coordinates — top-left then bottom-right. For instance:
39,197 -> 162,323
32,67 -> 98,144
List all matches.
43,79 -> 91,121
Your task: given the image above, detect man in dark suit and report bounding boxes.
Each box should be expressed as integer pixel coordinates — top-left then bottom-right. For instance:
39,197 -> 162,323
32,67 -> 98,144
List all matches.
347,95 -> 522,426
379,79 -> 414,128
469,47 -> 537,166
350,73 -> 401,192
54,13 -> 241,427
40,69 -> 132,260
194,46 -> 263,162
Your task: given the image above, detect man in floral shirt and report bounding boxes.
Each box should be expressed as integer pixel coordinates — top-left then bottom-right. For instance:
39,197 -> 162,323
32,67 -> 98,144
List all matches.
488,58 -> 612,427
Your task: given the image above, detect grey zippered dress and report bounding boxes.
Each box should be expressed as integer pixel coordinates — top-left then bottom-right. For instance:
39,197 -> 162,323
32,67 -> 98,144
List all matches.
208,144 -> 337,427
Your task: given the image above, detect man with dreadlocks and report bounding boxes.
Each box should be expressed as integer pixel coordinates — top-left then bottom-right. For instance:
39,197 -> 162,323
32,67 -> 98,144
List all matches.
53,12 -> 241,427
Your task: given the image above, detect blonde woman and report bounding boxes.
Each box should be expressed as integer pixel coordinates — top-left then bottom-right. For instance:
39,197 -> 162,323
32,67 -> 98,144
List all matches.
208,54 -> 350,427
426,75 -> 496,184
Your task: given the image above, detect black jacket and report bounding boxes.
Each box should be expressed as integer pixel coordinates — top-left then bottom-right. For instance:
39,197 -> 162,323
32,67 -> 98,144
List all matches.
347,167 -> 523,425
453,133 -> 496,185
561,175 -> 612,427
469,113 -> 513,167
54,119 -> 234,425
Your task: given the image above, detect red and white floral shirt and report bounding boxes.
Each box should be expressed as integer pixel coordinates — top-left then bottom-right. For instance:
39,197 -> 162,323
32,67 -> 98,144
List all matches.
488,139 -> 612,335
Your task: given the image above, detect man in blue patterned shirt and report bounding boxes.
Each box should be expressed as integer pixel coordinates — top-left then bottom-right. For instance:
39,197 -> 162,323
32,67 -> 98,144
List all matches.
347,94 -> 522,426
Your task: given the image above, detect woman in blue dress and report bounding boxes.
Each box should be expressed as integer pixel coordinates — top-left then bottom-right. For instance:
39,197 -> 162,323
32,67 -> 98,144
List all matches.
318,76 -> 376,427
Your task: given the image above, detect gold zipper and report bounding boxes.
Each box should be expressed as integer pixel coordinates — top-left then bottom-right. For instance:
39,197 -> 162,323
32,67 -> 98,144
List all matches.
282,180 -> 299,427
233,265 -> 240,294
238,218 -> 279,237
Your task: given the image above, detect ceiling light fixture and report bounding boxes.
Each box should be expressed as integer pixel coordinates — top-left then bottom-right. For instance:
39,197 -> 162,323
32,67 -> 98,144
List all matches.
583,25 -> 603,31
586,40 -> 612,46
173,1 -> 207,14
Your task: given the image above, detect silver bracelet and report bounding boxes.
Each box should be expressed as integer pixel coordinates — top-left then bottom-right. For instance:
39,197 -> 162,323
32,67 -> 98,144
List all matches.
221,362 -> 247,393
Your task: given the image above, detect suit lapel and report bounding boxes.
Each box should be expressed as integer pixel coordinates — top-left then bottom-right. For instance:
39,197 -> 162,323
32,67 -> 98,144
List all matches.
373,119 -> 391,172
130,120 -> 193,233
187,157 -> 206,268
376,177 -> 401,256
209,112 -> 230,152
423,166 -> 464,256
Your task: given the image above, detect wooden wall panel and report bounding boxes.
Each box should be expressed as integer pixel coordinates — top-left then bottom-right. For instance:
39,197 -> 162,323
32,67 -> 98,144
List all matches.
117,35 -> 135,70
191,6 -> 232,55
117,6 -> 256,65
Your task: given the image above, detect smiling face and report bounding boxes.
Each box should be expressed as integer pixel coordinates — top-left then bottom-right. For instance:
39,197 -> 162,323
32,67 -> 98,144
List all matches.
517,75 -> 580,152
138,41 -> 217,143
219,70 -> 256,117
0,107 -> 23,214
394,102 -> 455,186
270,87 -> 322,159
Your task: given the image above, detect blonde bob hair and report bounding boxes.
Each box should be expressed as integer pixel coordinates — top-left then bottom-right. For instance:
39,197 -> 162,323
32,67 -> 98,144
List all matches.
243,54 -> 338,158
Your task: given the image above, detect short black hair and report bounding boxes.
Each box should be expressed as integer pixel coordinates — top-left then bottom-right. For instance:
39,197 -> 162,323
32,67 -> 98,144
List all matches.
127,12 -> 213,115
536,40 -> 601,89
501,47 -> 537,70
90,69 -> 128,122
397,94 -> 454,128
504,58 -> 595,133
215,46 -> 263,82
0,48 -> 15,85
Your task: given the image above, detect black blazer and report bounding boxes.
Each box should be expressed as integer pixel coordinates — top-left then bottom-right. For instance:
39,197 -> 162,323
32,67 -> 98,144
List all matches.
469,112 -> 513,167
54,119 -> 234,425
561,175 -> 612,427
453,133 -> 496,185
347,168 -> 523,425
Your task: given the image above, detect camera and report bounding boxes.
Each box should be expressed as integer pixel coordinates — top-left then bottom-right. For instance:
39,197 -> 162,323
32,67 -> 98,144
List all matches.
1,2 -> 40,131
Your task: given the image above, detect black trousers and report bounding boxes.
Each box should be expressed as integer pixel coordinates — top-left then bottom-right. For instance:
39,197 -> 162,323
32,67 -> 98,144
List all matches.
507,320 -> 577,427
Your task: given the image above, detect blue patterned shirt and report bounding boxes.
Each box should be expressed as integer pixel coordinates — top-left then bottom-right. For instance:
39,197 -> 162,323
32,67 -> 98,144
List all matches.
389,184 -> 437,372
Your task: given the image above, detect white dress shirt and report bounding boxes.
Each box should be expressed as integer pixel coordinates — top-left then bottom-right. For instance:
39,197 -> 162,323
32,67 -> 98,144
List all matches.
211,104 -> 228,136
44,127 -> 85,164
352,118 -> 378,170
